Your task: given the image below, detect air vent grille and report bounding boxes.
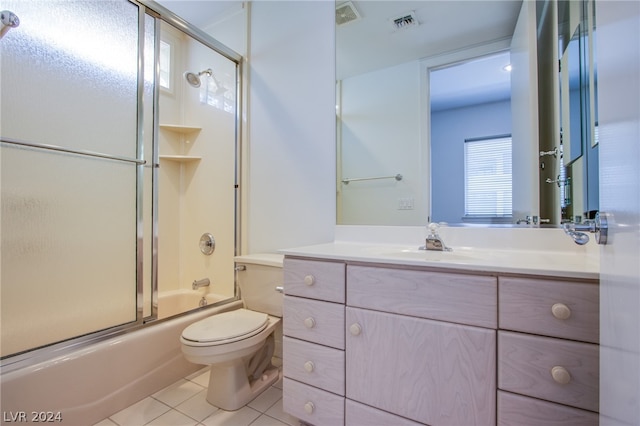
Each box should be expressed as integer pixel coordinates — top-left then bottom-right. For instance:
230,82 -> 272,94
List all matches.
336,1 -> 361,26
391,11 -> 418,30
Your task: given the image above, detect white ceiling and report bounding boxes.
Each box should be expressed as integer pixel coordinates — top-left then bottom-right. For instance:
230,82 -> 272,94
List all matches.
153,0 -> 237,28
153,0 -> 524,111
336,1 -> 522,79
336,1 -> 522,110
430,50 -> 513,111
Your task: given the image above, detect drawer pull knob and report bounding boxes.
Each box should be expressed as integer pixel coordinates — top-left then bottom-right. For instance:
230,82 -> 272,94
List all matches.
551,303 -> 572,320
303,317 -> 316,328
304,401 -> 315,414
304,361 -> 315,373
551,366 -> 571,384
349,323 -> 362,336
304,275 -> 315,286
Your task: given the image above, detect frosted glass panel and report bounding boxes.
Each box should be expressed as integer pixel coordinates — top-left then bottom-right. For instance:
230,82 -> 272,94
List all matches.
0,0 -> 141,358
1,146 -> 137,357
143,12 -> 157,318
0,0 -> 139,158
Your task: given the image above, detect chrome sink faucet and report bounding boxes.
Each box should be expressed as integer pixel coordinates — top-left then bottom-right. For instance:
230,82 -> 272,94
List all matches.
516,215 -> 539,225
420,223 -> 452,252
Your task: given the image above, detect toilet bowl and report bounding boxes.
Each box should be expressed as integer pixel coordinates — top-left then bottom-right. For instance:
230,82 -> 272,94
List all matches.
180,254 -> 283,411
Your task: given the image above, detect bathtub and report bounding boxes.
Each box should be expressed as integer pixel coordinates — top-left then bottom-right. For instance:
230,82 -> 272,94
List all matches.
0,298 -> 243,426
157,289 -> 231,320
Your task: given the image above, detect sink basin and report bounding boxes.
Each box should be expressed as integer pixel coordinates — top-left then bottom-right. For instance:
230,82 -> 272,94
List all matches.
364,246 -> 481,263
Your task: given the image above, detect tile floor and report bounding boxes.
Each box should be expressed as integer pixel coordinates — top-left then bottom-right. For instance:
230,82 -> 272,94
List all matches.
93,367 -> 300,426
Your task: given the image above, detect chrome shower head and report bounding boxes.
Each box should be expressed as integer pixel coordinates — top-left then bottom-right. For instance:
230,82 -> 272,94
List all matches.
183,71 -> 201,88
183,68 -> 212,88
0,10 -> 20,39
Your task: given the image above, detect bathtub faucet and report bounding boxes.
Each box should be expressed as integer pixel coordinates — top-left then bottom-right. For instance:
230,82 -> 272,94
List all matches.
192,278 -> 210,290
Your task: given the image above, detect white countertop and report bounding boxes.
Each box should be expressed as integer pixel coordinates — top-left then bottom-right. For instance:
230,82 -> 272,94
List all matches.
235,253 -> 284,268
279,227 -> 600,280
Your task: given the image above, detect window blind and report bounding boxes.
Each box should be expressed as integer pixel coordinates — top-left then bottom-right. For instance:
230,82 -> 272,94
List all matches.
464,135 -> 512,217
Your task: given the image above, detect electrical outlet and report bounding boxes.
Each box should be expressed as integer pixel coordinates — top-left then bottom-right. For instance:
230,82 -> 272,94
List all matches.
397,197 -> 415,210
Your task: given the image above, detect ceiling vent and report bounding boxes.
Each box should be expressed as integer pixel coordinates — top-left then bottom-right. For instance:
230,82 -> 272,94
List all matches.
391,11 -> 419,31
336,1 -> 361,26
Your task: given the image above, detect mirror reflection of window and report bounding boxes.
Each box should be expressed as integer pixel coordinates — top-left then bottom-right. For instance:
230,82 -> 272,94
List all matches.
430,51 -> 513,224
464,135 -> 513,219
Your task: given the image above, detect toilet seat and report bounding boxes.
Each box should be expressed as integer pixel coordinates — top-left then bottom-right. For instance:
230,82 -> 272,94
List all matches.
181,309 -> 268,346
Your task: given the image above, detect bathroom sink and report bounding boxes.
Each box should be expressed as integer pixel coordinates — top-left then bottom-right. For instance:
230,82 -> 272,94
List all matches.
364,246 -> 481,263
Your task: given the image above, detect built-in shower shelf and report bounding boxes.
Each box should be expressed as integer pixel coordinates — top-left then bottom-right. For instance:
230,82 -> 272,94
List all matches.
159,155 -> 202,163
159,124 -> 202,134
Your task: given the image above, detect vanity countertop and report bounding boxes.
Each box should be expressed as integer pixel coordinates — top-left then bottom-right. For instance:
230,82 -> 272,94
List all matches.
279,241 -> 599,280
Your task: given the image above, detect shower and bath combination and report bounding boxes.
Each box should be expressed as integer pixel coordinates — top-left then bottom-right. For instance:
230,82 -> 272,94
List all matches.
183,68 -> 227,94
2,0 -> 242,366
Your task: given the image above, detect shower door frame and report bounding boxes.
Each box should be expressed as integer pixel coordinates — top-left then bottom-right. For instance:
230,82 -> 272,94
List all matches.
142,0 -> 245,322
1,0 -> 244,373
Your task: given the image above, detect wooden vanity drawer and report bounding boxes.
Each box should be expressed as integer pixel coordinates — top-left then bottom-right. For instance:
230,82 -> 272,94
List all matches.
284,377 -> 345,426
346,399 -> 422,426
498,331 -> 599,412
499,276 -> 599,343
347,265 -> 497,328
283,336 -> 345,395
498,390 -> 598,426
283,295 -> 345,349
284,258 -> 345,303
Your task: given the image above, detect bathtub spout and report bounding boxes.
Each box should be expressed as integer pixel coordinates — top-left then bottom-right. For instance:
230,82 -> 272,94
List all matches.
192,278 -> 210,290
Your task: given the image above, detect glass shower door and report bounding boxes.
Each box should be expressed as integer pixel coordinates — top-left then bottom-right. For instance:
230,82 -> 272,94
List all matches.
1,0 -> 143,358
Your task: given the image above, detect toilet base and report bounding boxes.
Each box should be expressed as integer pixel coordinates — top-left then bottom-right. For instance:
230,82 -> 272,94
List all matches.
181,314 -> 281,411
206,359 -> 280,411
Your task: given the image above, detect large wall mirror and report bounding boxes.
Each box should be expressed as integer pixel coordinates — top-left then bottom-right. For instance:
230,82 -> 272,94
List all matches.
336,0 -> 599,226
558,0 -> 599,223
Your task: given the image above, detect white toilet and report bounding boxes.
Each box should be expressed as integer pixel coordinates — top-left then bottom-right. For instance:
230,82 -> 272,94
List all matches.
180,254 -> 283,411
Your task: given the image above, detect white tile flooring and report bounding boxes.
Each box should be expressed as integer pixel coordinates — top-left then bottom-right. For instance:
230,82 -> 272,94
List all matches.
93,367 -> 301,426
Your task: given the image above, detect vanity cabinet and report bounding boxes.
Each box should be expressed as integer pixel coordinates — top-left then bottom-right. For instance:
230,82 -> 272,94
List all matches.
282,258 -> 346,425
346,265 -> 497,425
497,276 -> 599,425
282,256 -> 599,426
346,307 -> 496,425
283,259 -> 498,425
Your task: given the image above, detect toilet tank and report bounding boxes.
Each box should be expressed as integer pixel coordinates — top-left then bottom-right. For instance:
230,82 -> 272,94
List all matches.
235,253 -> 283,317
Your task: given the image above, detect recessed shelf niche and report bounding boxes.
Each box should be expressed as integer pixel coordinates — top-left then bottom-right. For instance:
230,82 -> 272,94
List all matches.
159,155 -> 202,163
159,124 -> 202,163
159,124 -> 202,133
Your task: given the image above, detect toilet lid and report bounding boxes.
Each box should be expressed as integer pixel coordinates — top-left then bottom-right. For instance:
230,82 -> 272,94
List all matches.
181,309 -> 269,344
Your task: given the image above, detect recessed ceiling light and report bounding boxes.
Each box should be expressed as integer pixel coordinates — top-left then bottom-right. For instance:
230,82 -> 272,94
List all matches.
503,64 -> 512,72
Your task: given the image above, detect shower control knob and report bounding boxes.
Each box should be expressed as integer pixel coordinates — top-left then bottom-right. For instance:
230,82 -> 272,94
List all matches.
304,361 -> 315,373
349,323 -> 362,336
551,303 -> 571,320
304,275 -> 315,286
304,401 -> 315,414
303,317 -> 316,329
199,233 -> 215,255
